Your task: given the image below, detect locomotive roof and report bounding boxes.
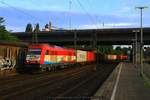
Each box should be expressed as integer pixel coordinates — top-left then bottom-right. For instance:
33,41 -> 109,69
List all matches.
29,44 -> 74,51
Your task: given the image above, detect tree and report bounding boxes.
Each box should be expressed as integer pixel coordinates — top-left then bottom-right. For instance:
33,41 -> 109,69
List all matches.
114,46 -> 123,55
45,24 -> 49,29
33,23 -> 40,32
0,17 -> 19,41
115,46 -> 122,51
0,31 -> 19,41
25,23 -> 33,32
122,47 -> 129,55
0,17 -> 5,31
97,45 -> 113,54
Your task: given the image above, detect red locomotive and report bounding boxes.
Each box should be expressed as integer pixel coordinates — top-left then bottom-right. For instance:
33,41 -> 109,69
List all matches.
24,44 -> 95,72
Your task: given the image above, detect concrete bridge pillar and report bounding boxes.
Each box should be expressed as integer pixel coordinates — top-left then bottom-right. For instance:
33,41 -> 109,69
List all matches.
136,42 -> 141,64
132,42 -> 136,64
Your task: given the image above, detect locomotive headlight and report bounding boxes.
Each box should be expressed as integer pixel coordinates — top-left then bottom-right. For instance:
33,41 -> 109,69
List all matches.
26,60 -> 29,64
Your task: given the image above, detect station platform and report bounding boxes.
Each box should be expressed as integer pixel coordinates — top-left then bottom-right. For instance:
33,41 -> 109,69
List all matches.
93,62 -> 150,100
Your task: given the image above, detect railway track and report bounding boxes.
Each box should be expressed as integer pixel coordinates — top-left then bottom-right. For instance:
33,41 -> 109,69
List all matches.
55,63 -> 115,100
0,64 -> 88,85
0,63 -> 118,100
0,64 -> 94,100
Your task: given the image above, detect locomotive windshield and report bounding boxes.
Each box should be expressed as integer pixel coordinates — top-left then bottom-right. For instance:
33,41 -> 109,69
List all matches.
27,48 -> 41,55
26,48 -> 42,63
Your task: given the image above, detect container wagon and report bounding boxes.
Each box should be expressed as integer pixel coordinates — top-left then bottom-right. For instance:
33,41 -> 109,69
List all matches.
96,53 -> 128,64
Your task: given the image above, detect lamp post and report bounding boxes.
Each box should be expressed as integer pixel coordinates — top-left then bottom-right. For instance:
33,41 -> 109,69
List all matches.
136,6 -> 148,75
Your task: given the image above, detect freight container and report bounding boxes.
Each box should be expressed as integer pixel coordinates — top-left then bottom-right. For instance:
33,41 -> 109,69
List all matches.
105,55 -> 117,60
56,49 -> 75,63
117,55 -> 127,60
87,52 -> 95,62
76,50 -> 87,62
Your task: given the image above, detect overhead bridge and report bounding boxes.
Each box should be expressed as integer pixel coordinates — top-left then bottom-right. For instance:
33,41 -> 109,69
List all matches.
13,27 -> 150,46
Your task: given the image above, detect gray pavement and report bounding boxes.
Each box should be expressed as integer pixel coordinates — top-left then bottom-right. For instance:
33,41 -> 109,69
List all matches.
115,63 -> 150,100
144,63 -> 150,78
93,62 -> 150,100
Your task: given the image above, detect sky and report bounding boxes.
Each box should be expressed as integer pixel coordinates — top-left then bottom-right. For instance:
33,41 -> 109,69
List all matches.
0,0 -> 150,32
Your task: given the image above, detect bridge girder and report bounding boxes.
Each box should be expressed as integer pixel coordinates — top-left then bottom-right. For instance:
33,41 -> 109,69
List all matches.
13,28 -> 150,46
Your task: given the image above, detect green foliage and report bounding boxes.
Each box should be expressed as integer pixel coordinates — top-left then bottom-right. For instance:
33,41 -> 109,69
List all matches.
96,45 -> 131,55
97,45 -> 114,54
25,23 -> 33,32
122,47 -> 129,55
0,30 -> 19,41
0,17 -> 19,41
0,17 -> 5,31
141,73 -> 150,87
113,46 -> 122,55
45,24 -> 49,28
115,46 -> 122,51
113,46 -> 131,55
33,23 -> 40,32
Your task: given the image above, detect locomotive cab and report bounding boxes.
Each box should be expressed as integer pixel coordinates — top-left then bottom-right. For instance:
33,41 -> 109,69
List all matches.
25,48 -> 41,64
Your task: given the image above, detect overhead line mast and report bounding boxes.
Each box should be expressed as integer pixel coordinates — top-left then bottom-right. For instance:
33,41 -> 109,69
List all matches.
69,0 -> 72,30
135,6 -> 148,76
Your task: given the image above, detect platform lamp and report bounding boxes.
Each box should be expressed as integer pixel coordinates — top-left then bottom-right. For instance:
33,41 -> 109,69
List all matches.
135,6 -> 148,75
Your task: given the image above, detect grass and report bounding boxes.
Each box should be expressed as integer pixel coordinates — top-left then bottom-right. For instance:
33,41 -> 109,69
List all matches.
141,73 -> 150,87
